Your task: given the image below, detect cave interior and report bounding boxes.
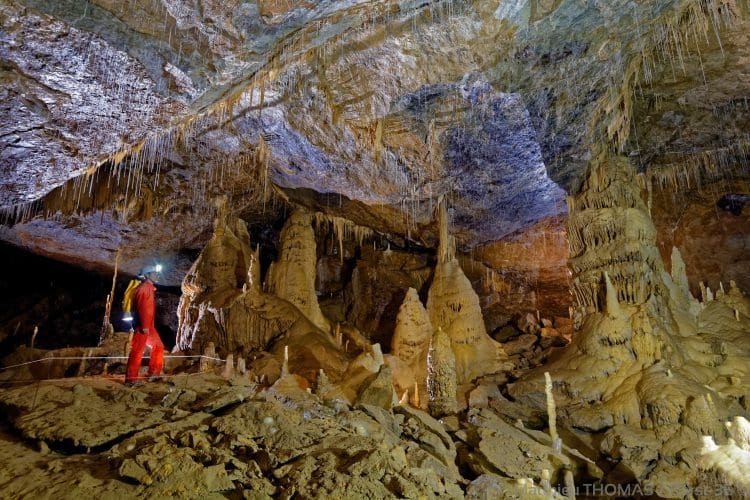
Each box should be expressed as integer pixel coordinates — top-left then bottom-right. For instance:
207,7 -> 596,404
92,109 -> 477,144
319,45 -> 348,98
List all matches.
1,0 -> 750,498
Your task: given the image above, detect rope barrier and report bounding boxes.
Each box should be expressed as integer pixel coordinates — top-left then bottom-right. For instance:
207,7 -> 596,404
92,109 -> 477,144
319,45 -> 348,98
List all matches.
0,354 -> 226,372
0,368 -> 232,386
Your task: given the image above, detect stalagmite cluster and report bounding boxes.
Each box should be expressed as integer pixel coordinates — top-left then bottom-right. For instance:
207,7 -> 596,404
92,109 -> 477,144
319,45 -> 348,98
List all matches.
511,150 -> 750,490
175,198 -> 258,353
173,206 -> 348,382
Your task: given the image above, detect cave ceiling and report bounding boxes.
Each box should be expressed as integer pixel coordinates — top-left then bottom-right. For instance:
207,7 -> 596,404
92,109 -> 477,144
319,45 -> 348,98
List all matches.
0,0 -> 748,284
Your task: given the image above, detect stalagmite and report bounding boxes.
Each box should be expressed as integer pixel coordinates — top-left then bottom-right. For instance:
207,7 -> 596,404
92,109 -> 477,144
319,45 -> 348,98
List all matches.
236,356 -> 246,375
222,354 -> 235,379
281,345 -> 289,377
390,288 -> 432,395
567,151 -> 664,316
564,470 -> 576,500
399,390 -> 409,406
544,372 -> 561,452
266,209 -> 330,332
176,199 -> 257,352
334,323 -> 343,348
409,381 -> 420,408
540,469 -> 551,494
427,198 -> 509,383
200,342 -> 216,373
426,327 -> 457,417
30,326 -> 38,349
699,281 -> 708,303
77,349 -> 92,377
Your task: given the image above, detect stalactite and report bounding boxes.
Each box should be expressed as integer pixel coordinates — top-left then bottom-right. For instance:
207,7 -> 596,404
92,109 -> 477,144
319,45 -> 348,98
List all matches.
312,212 -> 374,263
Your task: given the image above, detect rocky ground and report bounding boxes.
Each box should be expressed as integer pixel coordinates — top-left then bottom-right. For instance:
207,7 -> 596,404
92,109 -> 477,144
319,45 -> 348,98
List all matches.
0,369 -> 592,500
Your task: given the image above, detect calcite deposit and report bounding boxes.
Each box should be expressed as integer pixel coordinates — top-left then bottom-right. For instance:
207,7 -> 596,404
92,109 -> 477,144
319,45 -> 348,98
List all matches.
2,0 -> 750,497
426,200 -> 511,384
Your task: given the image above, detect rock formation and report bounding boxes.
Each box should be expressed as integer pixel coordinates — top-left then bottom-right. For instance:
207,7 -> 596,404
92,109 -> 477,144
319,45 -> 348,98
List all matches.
701,416 -> 750,494
174,208 -> 346,380
176,199 -> 257,352
510,150 -> 750,487
389,287 -> 432,398
426,199 -> 510,384
265,209 -> 330,333
426,327 -> 457,418
1,0 -> 750,496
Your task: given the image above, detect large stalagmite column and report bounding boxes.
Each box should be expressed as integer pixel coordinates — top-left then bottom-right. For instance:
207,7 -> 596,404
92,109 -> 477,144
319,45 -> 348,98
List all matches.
426,199 -> 509,384
509,149 -> 732,431
567,152 -> 665,317
265,209 -> 330,332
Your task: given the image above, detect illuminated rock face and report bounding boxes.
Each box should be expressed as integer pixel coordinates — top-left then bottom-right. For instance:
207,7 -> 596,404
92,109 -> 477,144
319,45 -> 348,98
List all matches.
265,209 -> 330,333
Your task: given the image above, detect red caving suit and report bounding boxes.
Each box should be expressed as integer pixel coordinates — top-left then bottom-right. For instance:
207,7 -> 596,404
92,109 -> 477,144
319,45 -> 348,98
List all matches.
125,279 -> 164,381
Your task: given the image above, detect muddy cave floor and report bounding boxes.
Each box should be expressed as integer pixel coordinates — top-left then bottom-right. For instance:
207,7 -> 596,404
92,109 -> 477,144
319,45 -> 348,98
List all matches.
0,331 -> 743,500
